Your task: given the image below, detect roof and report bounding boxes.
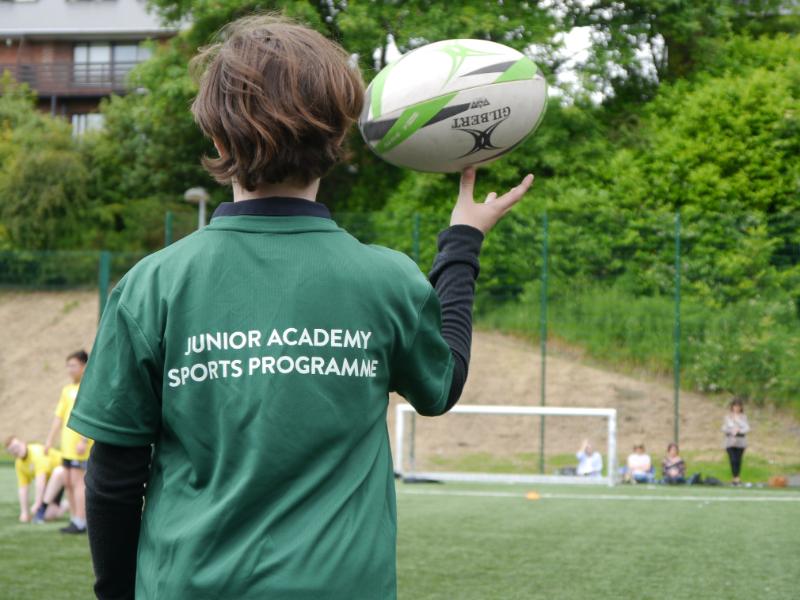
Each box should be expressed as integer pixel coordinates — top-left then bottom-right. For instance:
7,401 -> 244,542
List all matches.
0,0 -> 181,39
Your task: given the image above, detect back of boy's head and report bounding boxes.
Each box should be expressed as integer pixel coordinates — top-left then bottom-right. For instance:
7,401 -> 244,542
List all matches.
190,14 -> 365,191
67,350 -> 88,364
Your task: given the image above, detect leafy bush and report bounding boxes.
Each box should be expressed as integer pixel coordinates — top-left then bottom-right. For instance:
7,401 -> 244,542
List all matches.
0,74 -> 88,250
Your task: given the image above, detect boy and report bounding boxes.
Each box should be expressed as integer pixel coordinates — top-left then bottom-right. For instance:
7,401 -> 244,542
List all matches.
44,350 -> 93,534
69,15 -> 534,599
4,435 -> 66,523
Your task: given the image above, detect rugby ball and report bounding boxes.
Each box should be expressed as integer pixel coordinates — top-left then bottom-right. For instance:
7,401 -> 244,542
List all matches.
358,39 -> 547,173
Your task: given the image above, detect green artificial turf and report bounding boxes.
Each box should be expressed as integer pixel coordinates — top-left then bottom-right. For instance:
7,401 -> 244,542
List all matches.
397,483 -> 800,600
0,466 -> 93,599
1,466 -> 798,599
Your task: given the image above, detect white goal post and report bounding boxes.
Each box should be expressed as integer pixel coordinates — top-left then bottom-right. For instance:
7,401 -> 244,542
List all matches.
394,404 -> 618,487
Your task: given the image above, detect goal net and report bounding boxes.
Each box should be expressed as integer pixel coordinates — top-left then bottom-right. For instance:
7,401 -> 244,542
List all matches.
393,404 -> 618,487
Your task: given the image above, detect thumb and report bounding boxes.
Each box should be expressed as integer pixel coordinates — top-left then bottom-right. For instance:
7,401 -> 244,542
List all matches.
458,167 -> 476,203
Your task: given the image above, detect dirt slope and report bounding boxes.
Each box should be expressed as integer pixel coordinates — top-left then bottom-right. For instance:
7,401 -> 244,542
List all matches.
2,290 -> 798,469
388,331 -> 800,469
0,290 -> 99,443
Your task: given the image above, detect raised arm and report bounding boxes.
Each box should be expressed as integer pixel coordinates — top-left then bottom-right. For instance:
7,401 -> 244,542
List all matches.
434,168 -> 533,411
395,168 -> 534,416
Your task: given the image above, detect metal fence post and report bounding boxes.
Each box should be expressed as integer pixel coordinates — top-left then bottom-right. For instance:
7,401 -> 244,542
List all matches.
98,250 -> 112,322
539,211 -> 549,474
165,211 -> 174,247
673,212 -> 682,445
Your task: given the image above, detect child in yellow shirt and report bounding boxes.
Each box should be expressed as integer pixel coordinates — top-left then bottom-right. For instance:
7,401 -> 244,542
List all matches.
4,436 -> 66,522
44,350 -> 92,534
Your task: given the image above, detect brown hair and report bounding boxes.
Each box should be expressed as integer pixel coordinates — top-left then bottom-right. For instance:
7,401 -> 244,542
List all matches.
4,435 -> 17,449
67,349 -> 88,364
190,14 -> 365,191
729,398 -> 744,412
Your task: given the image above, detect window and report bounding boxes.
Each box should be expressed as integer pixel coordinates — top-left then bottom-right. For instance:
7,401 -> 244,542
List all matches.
112,43 -> 153,80
73,43 -> 111,85
113,44 -> 139,64
72,113 -> 105,136
73,42 -> 153,86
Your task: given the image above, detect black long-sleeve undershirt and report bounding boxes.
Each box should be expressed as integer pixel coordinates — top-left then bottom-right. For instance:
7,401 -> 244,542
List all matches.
428,224 -> 484,411
85,224 -> 483,599
85,444 -> 150,600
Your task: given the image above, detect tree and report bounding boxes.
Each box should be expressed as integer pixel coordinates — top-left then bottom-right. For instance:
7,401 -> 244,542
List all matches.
89,1 -> 559,216
560,0 -> 798,104
0,74 -> 88,249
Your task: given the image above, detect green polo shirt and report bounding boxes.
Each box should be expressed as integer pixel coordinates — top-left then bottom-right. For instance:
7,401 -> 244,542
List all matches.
69,198 -> 454,599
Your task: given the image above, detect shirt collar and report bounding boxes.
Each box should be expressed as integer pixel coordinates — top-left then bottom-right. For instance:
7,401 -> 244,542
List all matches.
211,197 -> 332,220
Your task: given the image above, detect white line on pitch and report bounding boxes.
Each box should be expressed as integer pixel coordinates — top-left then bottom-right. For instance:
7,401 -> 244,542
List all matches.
538,493 -> 800,503
402,489 -> 521,499
399,489 -> 800,502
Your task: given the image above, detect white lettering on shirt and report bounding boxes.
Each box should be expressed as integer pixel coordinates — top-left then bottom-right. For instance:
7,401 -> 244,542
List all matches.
171,328 -> 380,387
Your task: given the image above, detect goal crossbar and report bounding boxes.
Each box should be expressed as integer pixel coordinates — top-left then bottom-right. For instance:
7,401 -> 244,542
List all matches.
394,404 -> 618,487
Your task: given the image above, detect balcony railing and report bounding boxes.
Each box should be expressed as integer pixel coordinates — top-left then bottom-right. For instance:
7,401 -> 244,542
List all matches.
0,62 -> 141,96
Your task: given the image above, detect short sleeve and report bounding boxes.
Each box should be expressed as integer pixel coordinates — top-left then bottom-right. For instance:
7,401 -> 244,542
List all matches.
54,393 -> 67,419
15,461 -> 30,487
68,286 -> 162,446
390,286 -> 454,417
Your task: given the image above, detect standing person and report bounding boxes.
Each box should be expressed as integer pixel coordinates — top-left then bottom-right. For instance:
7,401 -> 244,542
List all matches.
661,443 -> 686,484
67,15 -> 535,600
722,398 -> 750,486
576,439 -> 603,477
44,350 -> 93,534
4,435 -> 66,523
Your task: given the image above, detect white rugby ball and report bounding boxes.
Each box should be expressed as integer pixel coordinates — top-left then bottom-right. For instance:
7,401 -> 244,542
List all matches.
358,39 -> 547,173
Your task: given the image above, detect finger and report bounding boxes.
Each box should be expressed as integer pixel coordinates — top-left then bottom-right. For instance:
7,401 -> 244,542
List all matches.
458,167 -> 477,203
494,174 -> 534,211
484,191 -> 498,204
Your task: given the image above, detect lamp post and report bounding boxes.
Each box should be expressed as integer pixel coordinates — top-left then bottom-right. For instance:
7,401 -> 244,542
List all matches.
184,187 -> 210,229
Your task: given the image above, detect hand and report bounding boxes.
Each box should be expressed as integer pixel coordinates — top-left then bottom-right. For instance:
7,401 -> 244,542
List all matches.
19,512 -> 30,523
76,439 -> 88,456
451,167 -> 534,234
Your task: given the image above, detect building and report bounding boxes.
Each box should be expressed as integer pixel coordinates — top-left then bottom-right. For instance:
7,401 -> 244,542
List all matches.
0,0 -> 178,133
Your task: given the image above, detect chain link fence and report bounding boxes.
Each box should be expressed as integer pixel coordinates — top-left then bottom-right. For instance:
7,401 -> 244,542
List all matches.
2,208 -> 798,452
